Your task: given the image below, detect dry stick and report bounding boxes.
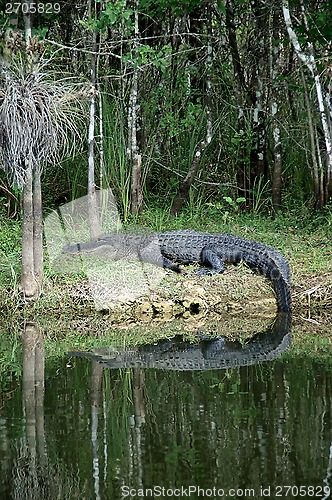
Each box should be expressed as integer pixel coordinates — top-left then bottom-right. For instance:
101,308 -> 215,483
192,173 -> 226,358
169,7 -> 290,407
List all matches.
170,140 -> 208,216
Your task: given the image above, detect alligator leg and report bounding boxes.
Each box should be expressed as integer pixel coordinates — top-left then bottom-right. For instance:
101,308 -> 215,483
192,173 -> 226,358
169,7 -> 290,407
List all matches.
195,247 -> 226,275
162,257 -> 183,273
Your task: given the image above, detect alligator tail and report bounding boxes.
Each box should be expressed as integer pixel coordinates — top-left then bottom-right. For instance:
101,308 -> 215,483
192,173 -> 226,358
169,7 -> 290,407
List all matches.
214,236 -> 292,313
238,245 -> 291,313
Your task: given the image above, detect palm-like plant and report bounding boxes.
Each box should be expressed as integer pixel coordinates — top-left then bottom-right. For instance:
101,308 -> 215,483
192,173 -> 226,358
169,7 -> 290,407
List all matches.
0,36 -> 86,299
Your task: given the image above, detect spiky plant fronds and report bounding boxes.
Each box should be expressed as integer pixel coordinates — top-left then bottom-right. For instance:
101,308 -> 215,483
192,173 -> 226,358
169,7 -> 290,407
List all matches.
0,62 -> 87,189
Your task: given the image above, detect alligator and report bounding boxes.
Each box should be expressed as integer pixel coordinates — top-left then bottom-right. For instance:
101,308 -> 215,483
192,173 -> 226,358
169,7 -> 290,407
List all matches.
62,230 -> 292,312
68,313 -> 292,371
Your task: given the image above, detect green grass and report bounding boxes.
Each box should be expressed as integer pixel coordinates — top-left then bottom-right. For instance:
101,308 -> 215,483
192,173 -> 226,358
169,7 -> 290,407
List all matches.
1,201 -> 332,275
0,210 -> 21,289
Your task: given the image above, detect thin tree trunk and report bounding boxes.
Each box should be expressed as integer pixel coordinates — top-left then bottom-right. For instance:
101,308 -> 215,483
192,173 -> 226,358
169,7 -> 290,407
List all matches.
315,128 -> 325,208
33,168 -> 44,288
301,67 -> 322,207
20,0 -> 43,299
23,1 -> 33,45
170,140 -> 208,216
225,0 -> 247,196
88,0 -> 101,239
283,0 -> 332,205
129,0 -> 143,215
99,86 -> 104,190
249,1 -> 269,187
271,21 -> 283,213
205,4 -> 213,146
271,100 -> 282,212
20,164 -> 38,298
170,7 -> 213,216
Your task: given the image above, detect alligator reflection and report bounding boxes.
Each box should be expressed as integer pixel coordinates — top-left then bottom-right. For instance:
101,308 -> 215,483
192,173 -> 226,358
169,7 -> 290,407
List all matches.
69,313 -> 292,370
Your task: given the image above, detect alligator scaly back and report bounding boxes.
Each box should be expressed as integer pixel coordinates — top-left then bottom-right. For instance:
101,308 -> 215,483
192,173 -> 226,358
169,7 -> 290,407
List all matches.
158,231 -> 291,312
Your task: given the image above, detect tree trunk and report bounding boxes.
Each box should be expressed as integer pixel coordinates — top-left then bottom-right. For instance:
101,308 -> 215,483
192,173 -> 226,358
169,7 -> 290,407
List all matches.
19,0 -> 43,299
20,164 -> 38,298
170,7 -> 213,216
98,85 -> 104,190
225,0 -> 249,197
170,140 -> 208,216
249,1 -> 269,188
205,3 -> 213,146
283,0 -> 332,205
271,101 -> 282,213
33,168 -> 44,287
271,22 -> 283,213
301,67 -> 322,207
87,0 -> 101,239
129,0 -> 143,215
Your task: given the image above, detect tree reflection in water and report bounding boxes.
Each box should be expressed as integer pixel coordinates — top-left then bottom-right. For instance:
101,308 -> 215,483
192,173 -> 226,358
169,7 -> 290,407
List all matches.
1,314 -> 332,500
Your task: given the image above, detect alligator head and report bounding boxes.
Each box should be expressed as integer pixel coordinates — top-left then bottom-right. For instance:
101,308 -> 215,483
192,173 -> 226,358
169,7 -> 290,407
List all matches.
62,236 -> 133,260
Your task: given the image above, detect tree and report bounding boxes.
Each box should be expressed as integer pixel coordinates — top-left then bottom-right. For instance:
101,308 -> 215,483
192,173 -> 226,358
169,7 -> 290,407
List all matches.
2,0 -> 332,222
282,0 -> 332,207
0,27 -> 85,299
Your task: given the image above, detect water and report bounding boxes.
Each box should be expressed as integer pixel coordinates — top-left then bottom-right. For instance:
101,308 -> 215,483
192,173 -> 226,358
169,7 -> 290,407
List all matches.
0,318 -> 331,500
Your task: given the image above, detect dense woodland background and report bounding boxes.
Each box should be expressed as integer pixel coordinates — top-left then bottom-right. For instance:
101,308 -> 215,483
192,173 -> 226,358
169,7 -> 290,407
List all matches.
1,0 -> 332,220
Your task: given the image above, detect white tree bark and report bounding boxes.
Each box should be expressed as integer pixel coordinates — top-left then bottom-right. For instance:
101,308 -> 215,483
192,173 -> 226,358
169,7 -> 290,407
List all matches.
87,0 -> 101,239
205,5 -> 213,146
282,0 -> 332,197
270,21 -> 283,213
129,0 -> 143,215
98,87 -> 104,190
87,82 -> 101,239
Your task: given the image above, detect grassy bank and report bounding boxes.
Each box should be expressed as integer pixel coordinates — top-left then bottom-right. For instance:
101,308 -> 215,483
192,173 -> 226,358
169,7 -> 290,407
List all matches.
1,204 -> 331,318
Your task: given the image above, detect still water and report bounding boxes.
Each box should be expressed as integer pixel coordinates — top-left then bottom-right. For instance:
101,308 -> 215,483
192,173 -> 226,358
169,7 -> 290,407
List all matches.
0,317 -> 331,500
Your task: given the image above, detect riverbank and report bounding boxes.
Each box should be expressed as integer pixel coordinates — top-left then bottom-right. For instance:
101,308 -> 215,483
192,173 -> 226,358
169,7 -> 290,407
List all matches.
1,203 -> 332,389
0,208 -> 331,329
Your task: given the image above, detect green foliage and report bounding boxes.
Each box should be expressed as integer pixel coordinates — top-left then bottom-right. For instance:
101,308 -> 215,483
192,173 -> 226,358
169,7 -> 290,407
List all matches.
1,0 -> 330,222
101,96 -> 132,220
250,176 -> 270,213
223,196 -> 246,211
139,0 -> 202,17
295,0 -> 332,46
87,0 -> 134,31
0,212 -> 21,289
